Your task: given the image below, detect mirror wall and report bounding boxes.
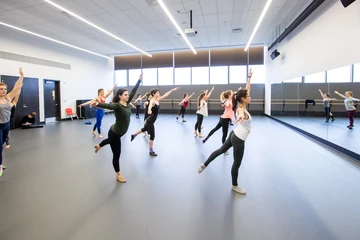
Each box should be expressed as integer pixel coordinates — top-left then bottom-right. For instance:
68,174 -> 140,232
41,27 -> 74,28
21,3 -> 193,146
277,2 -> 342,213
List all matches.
271,63 -> 360,155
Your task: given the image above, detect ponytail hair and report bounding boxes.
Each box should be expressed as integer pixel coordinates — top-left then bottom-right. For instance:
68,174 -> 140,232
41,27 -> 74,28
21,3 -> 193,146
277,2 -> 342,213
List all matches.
183,93 -> 187,99
220,90 -> 232,102
112,88 -> 128,102
198,92 -> 206,108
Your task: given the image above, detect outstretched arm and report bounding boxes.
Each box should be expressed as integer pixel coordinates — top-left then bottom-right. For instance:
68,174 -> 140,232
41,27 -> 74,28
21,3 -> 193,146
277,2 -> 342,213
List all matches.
334,91 -> 346,99
158,87 -> 180,101
79,97 -> 99,107
127,74 -> 143,103
206,87 -> 215,99
6,68 -> 24,101
104,84 -> 117,98
188,92 -> 195,99
246,68 -> 253,93
90,102 -> 118,110
318,89 -> 325,99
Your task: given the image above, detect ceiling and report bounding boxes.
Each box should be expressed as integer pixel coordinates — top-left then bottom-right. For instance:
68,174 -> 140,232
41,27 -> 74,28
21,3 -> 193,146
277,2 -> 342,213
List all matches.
0,0 -> 312,56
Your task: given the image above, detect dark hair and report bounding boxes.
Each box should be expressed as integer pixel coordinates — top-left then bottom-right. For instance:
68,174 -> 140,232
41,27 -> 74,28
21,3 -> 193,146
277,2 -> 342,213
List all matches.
235,89 -> 248,105
137,94 -> 141,98
98,88 -> 104,96
112,88 -> 128,102
145,92 -> 151,98
232,93 -> 238,112
326,93 -> 331,98
198,92 -> 206,108
183,93 -> 187,98
150,88 -> 159,96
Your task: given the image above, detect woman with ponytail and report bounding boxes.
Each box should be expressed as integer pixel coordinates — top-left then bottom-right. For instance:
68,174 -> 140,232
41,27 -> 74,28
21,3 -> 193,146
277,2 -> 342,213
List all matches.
198,69 -> 253,195
194,87 -> 215,138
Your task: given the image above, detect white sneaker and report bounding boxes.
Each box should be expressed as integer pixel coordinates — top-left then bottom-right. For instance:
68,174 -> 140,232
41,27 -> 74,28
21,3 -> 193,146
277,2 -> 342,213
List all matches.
198,164 -> 206,173
224,151 -> 229,155
232,186 -> 246,195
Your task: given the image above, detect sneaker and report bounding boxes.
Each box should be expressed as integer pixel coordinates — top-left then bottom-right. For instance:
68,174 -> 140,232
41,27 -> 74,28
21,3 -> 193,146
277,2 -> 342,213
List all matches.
229,123 -> 234,126
176,116 -> 179,120
325,120 -> 329,123
347,125 -> 351,128
224,151 -> 229,155
182,120 -> 187,122
116,175 -> 126,183
149,151 -> 158,156
198,164 -> 206,173
131,135 -> 136,142
232,186 -> 246,195
202,139 -> 207,144
331,119 -> 335,122
349,125 -> 354,129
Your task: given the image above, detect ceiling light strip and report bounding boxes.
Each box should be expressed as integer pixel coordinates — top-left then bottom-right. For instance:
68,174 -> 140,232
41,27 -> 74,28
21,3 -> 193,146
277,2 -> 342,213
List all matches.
0,21 -> 112,60
157,0 -> 197,54
43,0 -> 152,57
244,0 -> 273,51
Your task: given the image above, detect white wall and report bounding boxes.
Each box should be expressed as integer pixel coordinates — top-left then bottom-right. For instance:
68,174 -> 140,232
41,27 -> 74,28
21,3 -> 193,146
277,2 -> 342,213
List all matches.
266,0 -> 360,83
0,27 -> 114,122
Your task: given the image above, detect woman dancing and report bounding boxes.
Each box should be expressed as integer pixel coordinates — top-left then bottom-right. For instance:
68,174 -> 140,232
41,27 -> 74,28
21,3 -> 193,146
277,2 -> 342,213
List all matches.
176,92 -> 195,122
194,87 -> 214,138
318,89 -> 336,122
334,90 -> 359,129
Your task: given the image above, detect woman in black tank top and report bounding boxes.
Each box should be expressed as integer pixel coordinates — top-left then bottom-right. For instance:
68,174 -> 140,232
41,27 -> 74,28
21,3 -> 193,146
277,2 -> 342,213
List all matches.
131,87 -> 179,156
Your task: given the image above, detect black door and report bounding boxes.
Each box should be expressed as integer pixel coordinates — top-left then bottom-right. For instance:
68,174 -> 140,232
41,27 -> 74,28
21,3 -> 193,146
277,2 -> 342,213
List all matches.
44,80 -> 56,118
1,75 -> 39,128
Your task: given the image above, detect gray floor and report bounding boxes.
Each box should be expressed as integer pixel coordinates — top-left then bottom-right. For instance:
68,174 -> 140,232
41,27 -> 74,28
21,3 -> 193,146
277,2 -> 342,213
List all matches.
1,114 -> 360,240
275,116 -> 360,154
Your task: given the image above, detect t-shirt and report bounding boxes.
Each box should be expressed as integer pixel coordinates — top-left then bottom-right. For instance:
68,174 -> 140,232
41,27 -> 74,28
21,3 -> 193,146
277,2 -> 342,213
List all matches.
21,115 -> 35,125
344,97 -> 356,111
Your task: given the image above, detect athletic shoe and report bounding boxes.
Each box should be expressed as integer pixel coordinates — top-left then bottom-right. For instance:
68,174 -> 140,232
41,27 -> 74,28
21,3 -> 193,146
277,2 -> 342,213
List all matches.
149,151 -> 158,156
232,186 -> 246,195
198,164 -> 206,173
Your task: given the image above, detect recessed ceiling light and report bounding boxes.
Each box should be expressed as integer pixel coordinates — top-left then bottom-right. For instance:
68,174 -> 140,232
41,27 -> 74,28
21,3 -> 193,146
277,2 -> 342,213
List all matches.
0,21 -> 112,60
43,0 -> 152,57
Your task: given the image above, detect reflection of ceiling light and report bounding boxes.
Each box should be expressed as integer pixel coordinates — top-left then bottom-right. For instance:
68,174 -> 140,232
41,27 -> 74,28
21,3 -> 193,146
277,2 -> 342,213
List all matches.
157,0 -> 197,54
0,21 -> 112,60
244,0 -> 273,51
43,0 -> 152,57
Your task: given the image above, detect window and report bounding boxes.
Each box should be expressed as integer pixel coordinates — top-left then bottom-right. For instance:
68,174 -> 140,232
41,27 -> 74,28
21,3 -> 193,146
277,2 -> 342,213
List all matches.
192,67 -> 209,85
249,65 -> 265,83
327,66 -> 351,83
354,63 -> 360,82
128,69 -> 142,86
304,71 -> 325,83
158,68 -> 174,85
283,77 -> 302,83
142,68 -> 157,86
229,66 -> 247,83
175,68 -> 191,85
115,70 -> 127,86
210,66 -> 228,84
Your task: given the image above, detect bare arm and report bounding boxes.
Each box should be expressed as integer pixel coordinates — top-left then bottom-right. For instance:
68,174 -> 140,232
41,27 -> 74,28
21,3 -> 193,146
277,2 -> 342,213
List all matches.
158,87 -> 180,101
206,87 -> 215,99
246,68 -> 253,93
148,99 -> 155,114
235,107 -> 246,124
318,89 -> 325,99
334,91 -> 346,99
79,97 -> 99,107
6,68 -> 24,101
104,84 -> 117,99
188,92 -> 195,99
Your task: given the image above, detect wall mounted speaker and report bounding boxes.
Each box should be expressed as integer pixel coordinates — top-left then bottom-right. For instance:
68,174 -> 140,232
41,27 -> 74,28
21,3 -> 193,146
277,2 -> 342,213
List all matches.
270,50 -> 280,60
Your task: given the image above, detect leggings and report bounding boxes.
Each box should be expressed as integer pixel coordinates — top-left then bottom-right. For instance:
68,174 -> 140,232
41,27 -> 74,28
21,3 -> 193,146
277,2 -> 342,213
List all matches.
178,106 -> 186,118
194,114 -> 204,133
204,131 -> 245,186
0,122 -> 10,165
141,121 -> 155,140
93,108 -> 105,134
347,110 -> 356,126
136,105 -> 141,117
206,117 -> 231,143
99,128 -> 123,172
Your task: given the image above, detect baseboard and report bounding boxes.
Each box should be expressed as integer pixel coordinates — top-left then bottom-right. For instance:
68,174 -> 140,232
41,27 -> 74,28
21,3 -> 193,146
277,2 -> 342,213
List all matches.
265,114 -> 360,162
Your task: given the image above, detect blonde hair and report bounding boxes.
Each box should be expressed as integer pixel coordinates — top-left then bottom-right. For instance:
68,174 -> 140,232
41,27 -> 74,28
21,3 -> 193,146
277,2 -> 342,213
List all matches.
220,90 -> 232,102
346,91 -> 353,97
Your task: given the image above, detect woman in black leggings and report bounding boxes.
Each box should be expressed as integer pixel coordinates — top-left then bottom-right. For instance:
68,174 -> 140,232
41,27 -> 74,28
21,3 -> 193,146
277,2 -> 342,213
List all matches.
91,74 -> 142,183
194,87 -> 214,138
131,87 -> 179,156
198,69 -> 253,195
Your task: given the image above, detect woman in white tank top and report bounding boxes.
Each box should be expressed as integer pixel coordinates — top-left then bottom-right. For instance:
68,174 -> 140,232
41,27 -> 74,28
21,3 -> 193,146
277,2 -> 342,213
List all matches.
198,69 -> 254,195
0,68 -> 24,177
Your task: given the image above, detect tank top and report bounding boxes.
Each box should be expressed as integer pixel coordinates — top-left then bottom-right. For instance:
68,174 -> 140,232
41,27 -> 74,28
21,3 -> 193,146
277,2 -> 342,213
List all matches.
221,100 -> 234,120
137,99 -> 142,106
97,97 -> 106,110
182,99 -> 189,108
147,104 -> 160,123
196,101 -> 208,117
323,99 -> 330,108
233,109 -> 252,141
0,98 -> 13,124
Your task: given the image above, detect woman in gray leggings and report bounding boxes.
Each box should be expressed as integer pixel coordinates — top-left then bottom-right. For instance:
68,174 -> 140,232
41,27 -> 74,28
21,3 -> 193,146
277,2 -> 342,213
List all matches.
198,69 -> 253,195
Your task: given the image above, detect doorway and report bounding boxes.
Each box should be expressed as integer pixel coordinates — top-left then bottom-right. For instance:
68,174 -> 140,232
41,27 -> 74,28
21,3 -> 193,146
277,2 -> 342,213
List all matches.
44,80 -> 61,122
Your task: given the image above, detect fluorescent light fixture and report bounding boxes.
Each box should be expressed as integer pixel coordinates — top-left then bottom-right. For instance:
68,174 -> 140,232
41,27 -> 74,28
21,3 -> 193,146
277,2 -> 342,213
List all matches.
43,0 -> 152,57
0,21 -> 112,60
157,0 -> 197,54
244,0 -> 273,51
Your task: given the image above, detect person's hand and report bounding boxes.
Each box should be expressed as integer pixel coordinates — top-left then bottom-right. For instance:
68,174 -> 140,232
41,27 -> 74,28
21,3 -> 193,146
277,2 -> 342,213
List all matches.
89,102 -> 98,108
78,104 -> 83,107
334,91 -> 339,94
248,68 -> 253,77
211,86 -> 214,91
19,68 -> 24,76
235,116 -> 244,124
139,73 -> 143,81
318,89 -> 321,92
173,87 -> 180,91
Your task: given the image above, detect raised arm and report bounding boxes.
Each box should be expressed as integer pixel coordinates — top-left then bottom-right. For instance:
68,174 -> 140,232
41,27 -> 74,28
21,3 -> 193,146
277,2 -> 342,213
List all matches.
246,68 -> 253,93
12,93 -> 20,106
6,68 -> 24,101
206,87 -> 215,99
104,84 -> 117,99
334,91 -> 346,99
127,74 -> 142,103
318,89 -> 325,99
158,87 -> 180,101
188,92 -> 195,99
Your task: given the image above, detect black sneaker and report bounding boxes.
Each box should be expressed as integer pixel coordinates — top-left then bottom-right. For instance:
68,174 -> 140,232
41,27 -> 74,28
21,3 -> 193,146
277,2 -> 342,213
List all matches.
349,126 -> 354,129
149,151 -> 158,156
325,120 -> 329,123
229,123 -> 234,126
131,135 -> 136,142
331,119 -> 335,122
176,116 -> 178,120
182,120 -> 187,122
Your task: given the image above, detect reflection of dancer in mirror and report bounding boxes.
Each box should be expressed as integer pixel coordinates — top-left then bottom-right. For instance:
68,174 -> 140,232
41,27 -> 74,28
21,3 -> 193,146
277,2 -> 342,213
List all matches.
319,89 -> 336,123
0,68 -> 24,176
4,94 -> 20,149
79,84 -> 117,138
202,90 -> 237,155
176,92 -> 195,122
194,87 -> 215,138
198,69 -> 254,195
334,90 -> 359,129
91,74 -> 142,183
134,94 -> 147,119
131,87 -> 180,156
